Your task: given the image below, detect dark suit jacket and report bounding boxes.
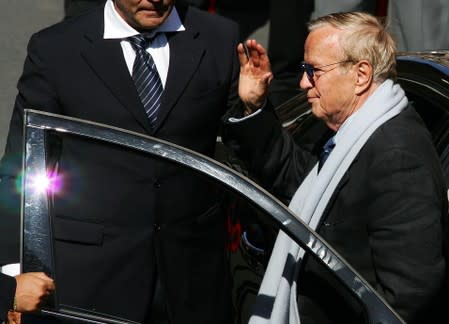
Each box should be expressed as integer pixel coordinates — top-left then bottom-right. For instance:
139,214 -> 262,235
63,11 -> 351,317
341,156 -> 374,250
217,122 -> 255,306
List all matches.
0,273 -> 15,320
0,4 -> 239,323
222,103 -> 449,323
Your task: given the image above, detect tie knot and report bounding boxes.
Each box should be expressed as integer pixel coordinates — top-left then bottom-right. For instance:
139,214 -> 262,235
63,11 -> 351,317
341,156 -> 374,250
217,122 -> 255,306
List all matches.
128,34 -> 150,52
322,137 -> 335,154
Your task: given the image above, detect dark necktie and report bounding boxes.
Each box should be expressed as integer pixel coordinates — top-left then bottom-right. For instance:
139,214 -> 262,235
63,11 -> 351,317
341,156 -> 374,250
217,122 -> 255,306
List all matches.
128,34 -> 163,128
318,136 -> 335,172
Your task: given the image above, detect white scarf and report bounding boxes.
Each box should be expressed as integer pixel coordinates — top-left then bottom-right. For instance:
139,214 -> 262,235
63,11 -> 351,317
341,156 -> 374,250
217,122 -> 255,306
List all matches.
249,79 -> 408,324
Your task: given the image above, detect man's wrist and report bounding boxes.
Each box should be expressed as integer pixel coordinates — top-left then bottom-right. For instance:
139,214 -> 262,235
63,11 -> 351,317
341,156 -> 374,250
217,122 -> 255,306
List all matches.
243,99 -> 267,116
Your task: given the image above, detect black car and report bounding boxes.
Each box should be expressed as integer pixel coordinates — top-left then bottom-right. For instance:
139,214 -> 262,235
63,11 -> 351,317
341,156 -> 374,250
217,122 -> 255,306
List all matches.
20,51 -> 449,323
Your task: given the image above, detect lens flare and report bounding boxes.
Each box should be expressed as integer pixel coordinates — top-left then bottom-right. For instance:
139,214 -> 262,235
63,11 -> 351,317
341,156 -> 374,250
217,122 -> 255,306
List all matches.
29,171 -> 62,194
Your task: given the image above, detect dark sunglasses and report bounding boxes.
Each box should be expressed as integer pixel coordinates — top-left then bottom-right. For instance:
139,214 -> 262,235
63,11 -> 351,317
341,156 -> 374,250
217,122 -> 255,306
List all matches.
300,60 -> 352,83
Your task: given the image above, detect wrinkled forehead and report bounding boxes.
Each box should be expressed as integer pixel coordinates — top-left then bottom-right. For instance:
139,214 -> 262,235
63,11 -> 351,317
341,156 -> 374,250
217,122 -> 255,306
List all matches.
304,26 -> 345,64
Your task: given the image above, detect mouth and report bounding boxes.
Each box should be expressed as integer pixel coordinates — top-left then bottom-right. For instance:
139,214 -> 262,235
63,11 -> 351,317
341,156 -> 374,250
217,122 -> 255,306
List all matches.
135,7 -> 165,19
138,2 -> 170,13
137,6 -> 158,13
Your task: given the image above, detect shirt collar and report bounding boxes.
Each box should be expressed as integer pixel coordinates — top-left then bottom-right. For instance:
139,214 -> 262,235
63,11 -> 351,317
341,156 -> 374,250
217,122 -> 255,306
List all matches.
103,0 -> 185,40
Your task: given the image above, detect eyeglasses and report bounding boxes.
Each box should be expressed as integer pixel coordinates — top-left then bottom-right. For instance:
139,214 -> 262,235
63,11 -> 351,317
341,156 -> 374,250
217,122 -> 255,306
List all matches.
300,60 -> 352,83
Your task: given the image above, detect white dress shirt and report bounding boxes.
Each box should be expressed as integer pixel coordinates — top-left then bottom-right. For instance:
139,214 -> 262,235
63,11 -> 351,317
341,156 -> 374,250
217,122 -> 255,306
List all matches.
103,0 -> 185,87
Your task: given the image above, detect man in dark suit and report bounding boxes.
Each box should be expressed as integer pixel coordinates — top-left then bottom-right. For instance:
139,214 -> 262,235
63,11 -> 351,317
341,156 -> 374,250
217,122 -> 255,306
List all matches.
0,0 -> 239,323
223,12 -> 448,323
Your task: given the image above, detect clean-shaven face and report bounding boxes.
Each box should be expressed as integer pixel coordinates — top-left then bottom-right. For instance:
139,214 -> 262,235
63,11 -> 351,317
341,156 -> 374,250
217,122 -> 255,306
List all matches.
114,0 -> 174,31
300,26 -> 358,131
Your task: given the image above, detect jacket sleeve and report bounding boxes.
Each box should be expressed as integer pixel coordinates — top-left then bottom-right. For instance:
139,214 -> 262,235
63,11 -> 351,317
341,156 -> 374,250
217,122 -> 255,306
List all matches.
0,272 -> 16,320
221,101 -> 317,203
0,31 -> 61,265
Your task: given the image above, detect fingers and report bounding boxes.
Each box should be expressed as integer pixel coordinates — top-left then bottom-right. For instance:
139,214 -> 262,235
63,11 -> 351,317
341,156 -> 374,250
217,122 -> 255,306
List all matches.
29,272 -> 50,280
29,272 -> 55,291
7,310 -> 21,324
238,39 -> 269,67
237,39 -> 272,111
247,40 -> 262,67
262,72 -> 274,85
14,272 -> 55,312
237,43 -> 248,66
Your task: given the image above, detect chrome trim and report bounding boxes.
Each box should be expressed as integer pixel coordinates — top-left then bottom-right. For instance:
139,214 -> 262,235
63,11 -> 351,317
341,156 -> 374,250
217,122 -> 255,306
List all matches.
397,76 -> 449,101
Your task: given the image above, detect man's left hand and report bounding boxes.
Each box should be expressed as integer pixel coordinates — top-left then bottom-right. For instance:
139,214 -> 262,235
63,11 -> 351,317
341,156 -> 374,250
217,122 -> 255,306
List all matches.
237,39 -> 273,115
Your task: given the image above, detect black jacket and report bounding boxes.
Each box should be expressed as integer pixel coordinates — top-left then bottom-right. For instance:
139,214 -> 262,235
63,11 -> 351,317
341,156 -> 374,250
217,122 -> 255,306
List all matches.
0,273 -> 15,320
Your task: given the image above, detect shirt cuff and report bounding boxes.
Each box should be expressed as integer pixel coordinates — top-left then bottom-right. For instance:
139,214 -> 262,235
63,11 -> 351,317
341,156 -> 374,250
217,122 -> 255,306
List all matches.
228,99 -> 267,123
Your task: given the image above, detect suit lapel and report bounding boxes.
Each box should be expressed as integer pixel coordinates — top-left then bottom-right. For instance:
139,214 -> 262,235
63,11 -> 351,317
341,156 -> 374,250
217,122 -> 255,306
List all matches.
153,28 -> 206,132
78,6 -> 205,135
80,29 -> 154,134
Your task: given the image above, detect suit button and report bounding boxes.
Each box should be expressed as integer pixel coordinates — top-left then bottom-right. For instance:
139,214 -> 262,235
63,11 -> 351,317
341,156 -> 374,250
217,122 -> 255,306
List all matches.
153,180 -> 161,188
153,223 -> 161,231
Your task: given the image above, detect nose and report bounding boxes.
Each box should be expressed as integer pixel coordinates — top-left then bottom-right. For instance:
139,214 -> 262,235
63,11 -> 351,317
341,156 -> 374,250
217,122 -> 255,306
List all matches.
299,71 -> 313,90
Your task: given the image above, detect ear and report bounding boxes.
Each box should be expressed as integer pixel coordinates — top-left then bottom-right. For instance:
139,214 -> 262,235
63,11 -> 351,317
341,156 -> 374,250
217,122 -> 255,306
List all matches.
354,60 -> 373,95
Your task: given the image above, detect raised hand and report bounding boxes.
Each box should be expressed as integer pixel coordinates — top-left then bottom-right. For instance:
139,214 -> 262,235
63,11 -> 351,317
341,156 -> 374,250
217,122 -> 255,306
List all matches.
237,39 -> 273,115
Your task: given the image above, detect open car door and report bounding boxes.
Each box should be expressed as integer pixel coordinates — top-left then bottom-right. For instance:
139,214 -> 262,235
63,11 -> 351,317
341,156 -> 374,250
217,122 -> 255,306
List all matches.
21,109 -> 404,323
